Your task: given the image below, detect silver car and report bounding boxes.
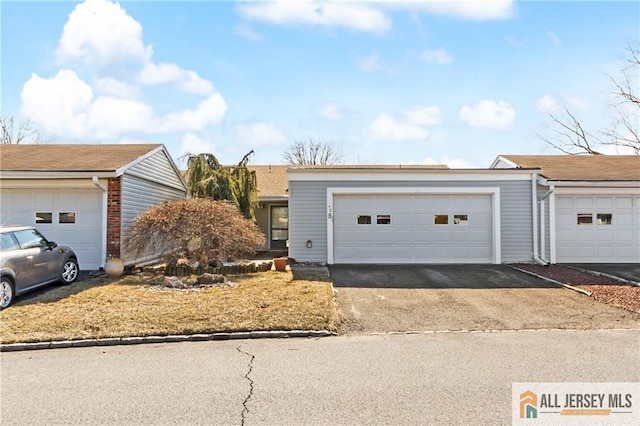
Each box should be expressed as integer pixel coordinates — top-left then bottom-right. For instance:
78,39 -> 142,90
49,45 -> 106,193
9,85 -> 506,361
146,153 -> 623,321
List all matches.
0,225 -> 79,309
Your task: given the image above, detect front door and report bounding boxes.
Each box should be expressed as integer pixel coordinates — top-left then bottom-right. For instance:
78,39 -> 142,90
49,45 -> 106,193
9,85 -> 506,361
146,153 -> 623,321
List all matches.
270,206 -> 288,250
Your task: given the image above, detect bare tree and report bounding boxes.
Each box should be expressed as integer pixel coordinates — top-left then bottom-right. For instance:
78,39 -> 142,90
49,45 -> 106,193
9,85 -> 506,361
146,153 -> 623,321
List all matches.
1,115 -> 50,144
538,45 -> 639,155
283,138 -> 344,165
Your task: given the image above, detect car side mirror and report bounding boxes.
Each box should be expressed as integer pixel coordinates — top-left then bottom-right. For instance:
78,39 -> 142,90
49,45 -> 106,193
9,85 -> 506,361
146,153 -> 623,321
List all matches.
47,241 -> 58,250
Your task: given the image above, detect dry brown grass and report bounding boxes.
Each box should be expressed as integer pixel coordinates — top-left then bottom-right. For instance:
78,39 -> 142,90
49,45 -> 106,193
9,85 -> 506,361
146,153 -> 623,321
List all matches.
0,272 -> 338,344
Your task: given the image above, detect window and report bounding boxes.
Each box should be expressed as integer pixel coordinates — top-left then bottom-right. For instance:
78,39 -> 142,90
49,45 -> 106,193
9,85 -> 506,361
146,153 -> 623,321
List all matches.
577,213 -> 593,225
357,215 -> 372,225
376,215 -> 391,225
453,214 -> 468,225
0,233 -> 20,252
13,229 -> 48,249
35,212 -> 52,224
596,213 -> 612,225
59,212 -> 76,224
434,215 -> 449,225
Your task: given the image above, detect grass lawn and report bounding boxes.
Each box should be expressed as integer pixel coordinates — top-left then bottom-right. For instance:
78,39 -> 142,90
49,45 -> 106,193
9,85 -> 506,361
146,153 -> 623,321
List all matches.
0,271 -> 338,344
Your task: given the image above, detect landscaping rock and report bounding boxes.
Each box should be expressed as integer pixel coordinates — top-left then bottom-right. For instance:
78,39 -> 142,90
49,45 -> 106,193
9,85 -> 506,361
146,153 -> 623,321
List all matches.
163,276 -> 187,289
197,273 -> 226,285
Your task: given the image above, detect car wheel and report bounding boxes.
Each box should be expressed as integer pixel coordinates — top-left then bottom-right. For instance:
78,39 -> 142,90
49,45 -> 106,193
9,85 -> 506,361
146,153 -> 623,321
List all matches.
60,258 -> 79,285
1,277 -> 14,309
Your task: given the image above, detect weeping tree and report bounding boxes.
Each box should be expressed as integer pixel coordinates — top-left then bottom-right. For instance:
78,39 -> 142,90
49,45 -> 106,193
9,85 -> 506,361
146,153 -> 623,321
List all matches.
185,151 -> 258,221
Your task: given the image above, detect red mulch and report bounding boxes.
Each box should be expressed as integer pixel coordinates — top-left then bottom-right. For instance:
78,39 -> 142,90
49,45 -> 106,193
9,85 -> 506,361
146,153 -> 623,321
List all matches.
512,263 -> 640,314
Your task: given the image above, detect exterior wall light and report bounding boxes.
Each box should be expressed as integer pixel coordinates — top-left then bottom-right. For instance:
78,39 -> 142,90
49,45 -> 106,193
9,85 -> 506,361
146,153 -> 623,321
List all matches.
306,240 -> 313,249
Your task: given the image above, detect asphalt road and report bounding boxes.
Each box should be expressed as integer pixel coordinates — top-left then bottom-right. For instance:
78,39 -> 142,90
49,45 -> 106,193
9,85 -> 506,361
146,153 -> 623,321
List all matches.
2,330 -> 639,425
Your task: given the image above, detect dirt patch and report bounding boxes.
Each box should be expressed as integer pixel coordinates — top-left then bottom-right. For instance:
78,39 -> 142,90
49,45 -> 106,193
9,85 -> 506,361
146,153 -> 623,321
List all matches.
512,264 -> 640,314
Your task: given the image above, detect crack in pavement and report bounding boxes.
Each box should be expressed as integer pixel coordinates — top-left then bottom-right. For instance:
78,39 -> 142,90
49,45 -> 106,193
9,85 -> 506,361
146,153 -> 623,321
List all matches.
237,345 -> 255,426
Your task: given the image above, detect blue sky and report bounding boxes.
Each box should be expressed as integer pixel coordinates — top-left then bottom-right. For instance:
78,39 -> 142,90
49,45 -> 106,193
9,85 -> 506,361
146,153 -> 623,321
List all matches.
1,0 -> 638,168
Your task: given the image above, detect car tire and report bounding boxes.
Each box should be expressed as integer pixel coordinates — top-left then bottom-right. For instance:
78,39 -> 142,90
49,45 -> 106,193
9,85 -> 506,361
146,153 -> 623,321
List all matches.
1,277 -> 15,309
59,258 -> 79,285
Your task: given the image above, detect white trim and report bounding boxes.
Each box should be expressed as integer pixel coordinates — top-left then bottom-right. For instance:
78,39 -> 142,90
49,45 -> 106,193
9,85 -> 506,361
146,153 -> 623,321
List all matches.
544,181 -> 640,187
490,156 -> 520,169
0,171 -> 118,179
553,186 -> 640,195
549,191 -> 556,264
540,199 -> 546,259
326,187 -> 501,264
532,175 -> 539,260
289,170 -> 534,182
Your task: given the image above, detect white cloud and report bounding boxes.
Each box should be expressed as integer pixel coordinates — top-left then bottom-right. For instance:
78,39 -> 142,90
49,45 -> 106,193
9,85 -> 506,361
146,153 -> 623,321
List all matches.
420,48 -> 454,65
546,30 -> 562,45
403,106 -> 444,126
357,51 -> 383,72
138,62 -> 215,95
536,95 -> 560,114
318,104 -> 342,120
422,155 -> 478,169
235,0 -> 391,33
236,122 -> 286,146
20,69 -> 93,138
459,100 -> 515,130
56,0 -> 151,71
369,113 -> 429,141
180,133 -> 216,156
234,23 -> 262,41
20,0 -> 226,141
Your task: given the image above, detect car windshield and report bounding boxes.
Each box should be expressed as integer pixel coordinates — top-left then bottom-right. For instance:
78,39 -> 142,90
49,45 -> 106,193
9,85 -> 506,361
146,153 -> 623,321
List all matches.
13,229 -> 49,249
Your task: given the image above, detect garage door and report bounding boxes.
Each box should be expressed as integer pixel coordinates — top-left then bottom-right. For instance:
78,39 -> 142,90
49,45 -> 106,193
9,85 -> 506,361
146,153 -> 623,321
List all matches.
556,195 -> 640,263
0,188 -> 103,269
333,194 -> 493,263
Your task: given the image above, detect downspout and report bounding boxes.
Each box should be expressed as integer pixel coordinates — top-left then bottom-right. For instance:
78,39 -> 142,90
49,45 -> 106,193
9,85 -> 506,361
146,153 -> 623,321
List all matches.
535,185 -> 555,266
92,176 -> 108,268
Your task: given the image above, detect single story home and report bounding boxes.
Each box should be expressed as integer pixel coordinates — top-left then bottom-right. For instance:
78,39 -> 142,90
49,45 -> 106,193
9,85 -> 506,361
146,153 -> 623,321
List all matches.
248,165 -> 289,251
492,155 -> 640,264
0,144 -> 187,270
286,156 -> 639,265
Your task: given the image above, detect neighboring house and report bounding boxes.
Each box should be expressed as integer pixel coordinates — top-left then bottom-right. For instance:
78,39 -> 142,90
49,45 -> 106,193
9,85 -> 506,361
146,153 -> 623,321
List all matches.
0,144 -> 187,270
248,165 -> 289,251
492,155 -> 640,264
287,157 -> 639,265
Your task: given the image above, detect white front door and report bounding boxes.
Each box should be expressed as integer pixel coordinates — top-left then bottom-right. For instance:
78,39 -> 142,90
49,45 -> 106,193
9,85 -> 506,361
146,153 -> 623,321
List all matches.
0,188 -> 104,269
333,194 -> 493,264
556,195 -> 640,263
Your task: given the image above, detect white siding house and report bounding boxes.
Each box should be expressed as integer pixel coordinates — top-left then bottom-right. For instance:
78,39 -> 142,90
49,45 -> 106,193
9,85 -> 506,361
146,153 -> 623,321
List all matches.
0,144 -> 187,270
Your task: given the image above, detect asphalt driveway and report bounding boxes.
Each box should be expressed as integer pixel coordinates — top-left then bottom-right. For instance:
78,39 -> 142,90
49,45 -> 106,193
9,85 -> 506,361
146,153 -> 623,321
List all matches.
329,264 -> 640,334
566,263 -> 640,283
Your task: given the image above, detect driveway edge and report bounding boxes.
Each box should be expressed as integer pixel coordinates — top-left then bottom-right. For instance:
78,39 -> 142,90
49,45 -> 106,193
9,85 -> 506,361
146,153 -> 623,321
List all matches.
506,265 -> 592,297
0,330 -> 336,353
563,265 -> 640,287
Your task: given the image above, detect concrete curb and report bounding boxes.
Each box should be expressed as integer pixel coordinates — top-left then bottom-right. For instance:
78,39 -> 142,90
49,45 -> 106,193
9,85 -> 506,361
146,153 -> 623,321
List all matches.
563,265 -> 640,287
0,330 -> 336,353
506,265 -> 593,297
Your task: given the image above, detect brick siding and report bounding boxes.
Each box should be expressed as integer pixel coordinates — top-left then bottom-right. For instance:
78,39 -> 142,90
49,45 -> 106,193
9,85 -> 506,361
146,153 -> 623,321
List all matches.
106,177 -> 122,258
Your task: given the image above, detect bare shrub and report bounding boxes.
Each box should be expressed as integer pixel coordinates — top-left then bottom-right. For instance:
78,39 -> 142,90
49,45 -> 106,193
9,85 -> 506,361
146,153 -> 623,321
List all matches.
124,199 -> 266,265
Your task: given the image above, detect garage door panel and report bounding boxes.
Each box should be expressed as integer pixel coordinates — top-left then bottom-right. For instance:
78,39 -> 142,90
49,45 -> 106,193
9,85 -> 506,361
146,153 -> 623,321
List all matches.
556,195 -> 639,263
334,194 -> 493,264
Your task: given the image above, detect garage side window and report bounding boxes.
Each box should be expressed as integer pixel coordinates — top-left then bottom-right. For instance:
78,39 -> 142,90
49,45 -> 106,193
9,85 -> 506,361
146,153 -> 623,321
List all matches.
0,233 -> 20,251
434,215 -> 449,225
596,214 -> 612,225
59,212 -> 76,224
35,212 -> 52,224
577,213 -> 593,225
376,215 -> 391,225
357,215 -> 372,225
453,214 -> 468,225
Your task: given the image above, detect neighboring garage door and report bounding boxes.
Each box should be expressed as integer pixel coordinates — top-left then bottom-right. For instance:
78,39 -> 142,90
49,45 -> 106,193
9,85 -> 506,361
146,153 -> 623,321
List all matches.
333,194 -> 493,263
556,195 -> 640,263
0,188 -> 103,269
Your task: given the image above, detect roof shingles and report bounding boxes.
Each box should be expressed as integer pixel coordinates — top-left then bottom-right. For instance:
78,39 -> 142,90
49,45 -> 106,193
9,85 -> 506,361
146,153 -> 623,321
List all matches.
500,155 -> 640,181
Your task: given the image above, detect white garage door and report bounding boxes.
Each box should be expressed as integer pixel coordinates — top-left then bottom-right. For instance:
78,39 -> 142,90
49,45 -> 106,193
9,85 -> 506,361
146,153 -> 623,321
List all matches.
0,188 -> 103,269
556,195 -> 640,263
333,194 -> 493,263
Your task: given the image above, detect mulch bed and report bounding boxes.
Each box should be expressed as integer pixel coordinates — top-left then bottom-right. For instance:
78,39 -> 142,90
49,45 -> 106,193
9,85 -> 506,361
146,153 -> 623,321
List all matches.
512,263 -> 640,314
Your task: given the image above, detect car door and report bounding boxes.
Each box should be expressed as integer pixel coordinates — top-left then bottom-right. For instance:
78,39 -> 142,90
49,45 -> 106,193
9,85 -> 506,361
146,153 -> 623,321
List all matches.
13,229 -> 58,288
